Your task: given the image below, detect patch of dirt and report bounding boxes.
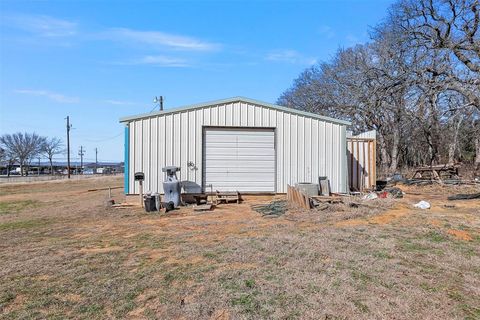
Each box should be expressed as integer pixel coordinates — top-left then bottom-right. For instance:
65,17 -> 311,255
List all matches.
335,203 -> 412,227
447,229 -> 473,241
430,219 -> 443,227
127,306 -> 147,319
2,294 -> 26,314
210,309 -> 230,320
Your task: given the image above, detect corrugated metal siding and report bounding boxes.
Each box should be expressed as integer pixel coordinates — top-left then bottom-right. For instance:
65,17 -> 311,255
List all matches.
348,130 -> 376,139
127,101 -> 347,194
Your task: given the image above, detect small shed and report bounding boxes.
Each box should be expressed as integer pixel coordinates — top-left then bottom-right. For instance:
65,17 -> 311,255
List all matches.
119,97 -> 351,194
347,130 -> 377,191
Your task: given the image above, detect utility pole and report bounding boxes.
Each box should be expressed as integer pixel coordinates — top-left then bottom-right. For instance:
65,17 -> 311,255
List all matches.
95,148 -> 98,174
66,116 -> 71,179
153,96 -> 164,111
78,146 -> 85,174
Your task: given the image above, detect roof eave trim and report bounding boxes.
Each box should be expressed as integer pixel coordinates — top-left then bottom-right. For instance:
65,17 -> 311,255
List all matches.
119,96 -> 351,126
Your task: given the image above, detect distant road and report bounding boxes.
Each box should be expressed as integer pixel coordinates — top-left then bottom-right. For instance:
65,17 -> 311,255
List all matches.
0,174 -> 123,184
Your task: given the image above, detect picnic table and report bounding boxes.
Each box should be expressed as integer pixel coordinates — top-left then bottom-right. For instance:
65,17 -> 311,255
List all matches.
410,164 -> 460,183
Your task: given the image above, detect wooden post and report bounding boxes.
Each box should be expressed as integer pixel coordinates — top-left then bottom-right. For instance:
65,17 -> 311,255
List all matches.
350,140 -> 354,191
362,140 -> 366,190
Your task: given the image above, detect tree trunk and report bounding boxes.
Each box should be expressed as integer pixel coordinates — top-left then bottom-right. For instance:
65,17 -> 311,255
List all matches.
49,158 -> 53,176
389,125 -> 400,174
448,117 -> 463,165
447,144 -> 456,165
20,162 -> 24,176
475,135 -> 480,176
377,133 -> 390,176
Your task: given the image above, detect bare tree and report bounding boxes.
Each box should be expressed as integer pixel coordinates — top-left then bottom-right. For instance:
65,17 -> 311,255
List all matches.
396,0 -> 480,108
0,147 -> 16,177
397,0 -> 479,71
0,133 -> 46,176
278,0 -> 480,177
41,137 -> 64,175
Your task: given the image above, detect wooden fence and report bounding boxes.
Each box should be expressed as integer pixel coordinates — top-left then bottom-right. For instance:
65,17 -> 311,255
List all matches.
347,138 -> 376,191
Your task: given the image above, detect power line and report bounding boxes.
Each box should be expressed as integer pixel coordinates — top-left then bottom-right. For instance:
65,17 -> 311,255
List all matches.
149,95 -> 164,113
84,132 -> 123,142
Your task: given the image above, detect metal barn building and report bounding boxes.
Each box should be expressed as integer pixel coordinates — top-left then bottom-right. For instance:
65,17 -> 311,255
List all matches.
120,97 -> 351,195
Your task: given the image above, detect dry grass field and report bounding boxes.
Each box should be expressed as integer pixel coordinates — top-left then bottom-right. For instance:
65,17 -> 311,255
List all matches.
0,176 -> 479,319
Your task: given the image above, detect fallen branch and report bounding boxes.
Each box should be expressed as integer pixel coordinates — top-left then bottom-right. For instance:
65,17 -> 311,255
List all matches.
447,193 -> 480,201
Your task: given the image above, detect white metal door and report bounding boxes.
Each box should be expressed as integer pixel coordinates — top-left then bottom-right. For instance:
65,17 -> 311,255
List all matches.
204,128 -> 275,192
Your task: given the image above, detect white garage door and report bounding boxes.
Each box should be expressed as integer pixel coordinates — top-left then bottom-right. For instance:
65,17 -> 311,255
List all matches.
204,128 -> 275,192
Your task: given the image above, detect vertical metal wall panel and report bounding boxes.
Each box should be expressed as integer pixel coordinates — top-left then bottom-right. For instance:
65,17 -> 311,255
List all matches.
180,112 -> 188,183
291,115 -> 298,183
298,116 -> 305,182
305,118 -> 312,182
225,103 -> 233,126
311,120 -> 319,184
128,124 -> 134,193
126,100 -> 349,194
158,116 -> 166,192
318,121 -> 325,177
340,126 -> 347,192
283,113 -> 291,187
195,109 -> 203,188
134,120 -> 143,194
187,110 -> 195,184
218,104 -> 225,126
276,111 -> 283,191
324,122 -> 332,189
233,102 -> 240,126
240,103 -> 247,126
142,119 -> 150,191
151,118 -> 158,193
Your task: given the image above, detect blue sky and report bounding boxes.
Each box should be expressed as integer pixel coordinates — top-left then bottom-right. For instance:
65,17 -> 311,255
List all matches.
0,0 -> 394,162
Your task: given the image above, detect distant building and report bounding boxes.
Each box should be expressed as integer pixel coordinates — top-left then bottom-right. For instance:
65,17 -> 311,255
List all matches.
0,161 -> 123,176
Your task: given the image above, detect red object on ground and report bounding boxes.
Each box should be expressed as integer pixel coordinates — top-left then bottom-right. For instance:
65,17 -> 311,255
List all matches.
378,191 -> 388,198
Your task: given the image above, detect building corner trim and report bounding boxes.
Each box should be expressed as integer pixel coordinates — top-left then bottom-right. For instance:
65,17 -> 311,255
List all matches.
124,125 -> 129,194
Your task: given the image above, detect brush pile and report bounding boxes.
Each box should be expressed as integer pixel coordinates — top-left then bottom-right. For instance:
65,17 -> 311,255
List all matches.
252,200 -> 288,217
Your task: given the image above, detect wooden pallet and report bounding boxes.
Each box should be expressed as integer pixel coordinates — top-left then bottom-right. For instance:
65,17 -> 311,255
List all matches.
310,196 -> 343,204
215,191 -> 240,205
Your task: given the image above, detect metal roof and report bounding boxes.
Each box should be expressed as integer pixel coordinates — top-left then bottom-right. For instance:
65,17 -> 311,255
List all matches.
119,96 -> 351,125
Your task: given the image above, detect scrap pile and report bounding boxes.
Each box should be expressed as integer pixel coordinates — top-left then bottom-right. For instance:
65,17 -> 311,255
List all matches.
251,200 -> 288,217
363,187 -> 404,200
